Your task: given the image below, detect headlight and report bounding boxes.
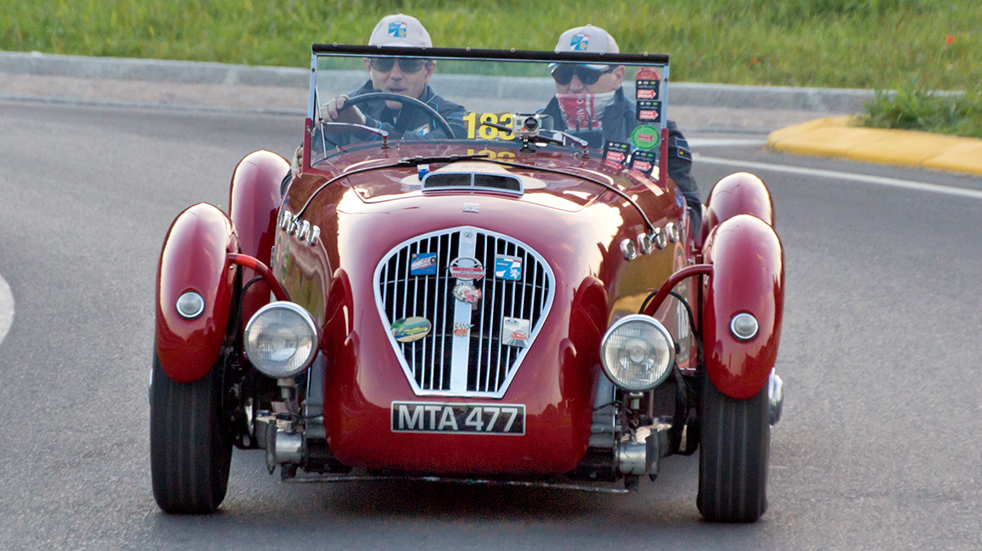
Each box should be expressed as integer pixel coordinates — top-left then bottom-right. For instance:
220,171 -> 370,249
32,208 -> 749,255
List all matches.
244,302 -> 320,378
600,315 -> 676,391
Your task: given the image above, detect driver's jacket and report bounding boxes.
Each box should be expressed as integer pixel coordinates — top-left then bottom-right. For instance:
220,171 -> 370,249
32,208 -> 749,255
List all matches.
319,81 -> 467,148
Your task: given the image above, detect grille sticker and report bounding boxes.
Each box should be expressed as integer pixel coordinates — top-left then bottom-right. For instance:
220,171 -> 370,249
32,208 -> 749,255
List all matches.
494,255 -> 523,280
410,252 -> 437,276
391,317 -> 432,342
453,282 -> 482,305
448,257 -> 485,280
391,402 -> 526,434
453,323 -> 472,337
502,317 -> 531,347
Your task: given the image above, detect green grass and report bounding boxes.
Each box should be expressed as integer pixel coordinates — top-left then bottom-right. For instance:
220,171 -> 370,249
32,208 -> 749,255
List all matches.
856,81 -> 982,138
2,0 -> 980,135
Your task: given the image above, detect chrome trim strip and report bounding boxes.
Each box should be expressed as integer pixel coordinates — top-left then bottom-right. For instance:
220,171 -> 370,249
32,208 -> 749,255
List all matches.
768,370 -> 784,426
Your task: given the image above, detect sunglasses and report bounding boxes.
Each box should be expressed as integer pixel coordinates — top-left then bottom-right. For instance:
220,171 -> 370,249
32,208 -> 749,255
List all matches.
370,57 -> 428,73
550,64 -> 615,86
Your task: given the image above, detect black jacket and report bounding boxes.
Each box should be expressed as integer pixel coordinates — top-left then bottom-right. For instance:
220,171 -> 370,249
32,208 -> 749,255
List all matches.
542,88 -> 701,231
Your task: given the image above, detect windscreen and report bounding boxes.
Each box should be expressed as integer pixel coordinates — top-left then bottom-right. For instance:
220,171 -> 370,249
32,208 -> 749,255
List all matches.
308,49 -> 668,178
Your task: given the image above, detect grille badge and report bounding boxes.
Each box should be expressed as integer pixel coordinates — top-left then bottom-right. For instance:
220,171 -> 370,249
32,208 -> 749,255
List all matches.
448,257 -> 485,281
452,283 -> 482,305
502,317 -> 531,348
391,317 -> 432,342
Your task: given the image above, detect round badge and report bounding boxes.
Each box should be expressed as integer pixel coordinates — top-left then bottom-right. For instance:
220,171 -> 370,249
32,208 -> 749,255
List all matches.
448,257 -> 485,281
453,283 -> 482,305
391,316 -> 432,343
631,124 -> 661,151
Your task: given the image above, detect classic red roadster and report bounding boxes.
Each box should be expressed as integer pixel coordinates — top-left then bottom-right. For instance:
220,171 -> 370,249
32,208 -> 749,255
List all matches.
151,44 -> 785,523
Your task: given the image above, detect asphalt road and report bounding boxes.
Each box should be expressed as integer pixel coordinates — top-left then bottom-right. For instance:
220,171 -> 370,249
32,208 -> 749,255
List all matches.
1,99 -> 981,550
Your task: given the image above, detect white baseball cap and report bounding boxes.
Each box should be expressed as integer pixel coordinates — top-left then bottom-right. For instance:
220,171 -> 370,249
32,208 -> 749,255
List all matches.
555,25 -> 619,54
369,14 -> 432,48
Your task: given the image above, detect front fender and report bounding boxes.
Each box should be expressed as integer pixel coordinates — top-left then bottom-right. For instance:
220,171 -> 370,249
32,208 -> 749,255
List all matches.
701,214 -> 783,399
155,203 -> 239,383
229,150 -> 288,324
701,172 -> 774,243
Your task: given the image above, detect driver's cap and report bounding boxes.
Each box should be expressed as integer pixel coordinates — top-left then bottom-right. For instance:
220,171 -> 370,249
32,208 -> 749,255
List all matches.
369,14 -> 432,48
554,25 -> 619,69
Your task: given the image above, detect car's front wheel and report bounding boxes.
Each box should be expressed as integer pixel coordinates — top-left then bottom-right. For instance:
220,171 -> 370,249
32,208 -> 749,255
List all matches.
150,350 -> 233,514
697,373 -> 770,523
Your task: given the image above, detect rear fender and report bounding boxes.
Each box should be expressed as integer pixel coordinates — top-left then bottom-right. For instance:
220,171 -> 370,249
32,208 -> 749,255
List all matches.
701,215 -> 783,399
228,150 -> 288,324
155,203 -> 240,383
701,172 -> 774,244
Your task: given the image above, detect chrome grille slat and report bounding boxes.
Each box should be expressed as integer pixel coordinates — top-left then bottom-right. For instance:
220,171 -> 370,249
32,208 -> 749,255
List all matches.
374,226 -> 555,398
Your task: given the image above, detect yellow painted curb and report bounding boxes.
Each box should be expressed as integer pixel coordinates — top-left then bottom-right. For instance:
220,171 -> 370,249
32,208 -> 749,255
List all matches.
768,117 -> 982,176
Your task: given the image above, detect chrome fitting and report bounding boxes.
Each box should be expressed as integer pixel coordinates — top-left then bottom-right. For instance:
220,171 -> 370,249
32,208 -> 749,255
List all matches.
769,371 -> 784,426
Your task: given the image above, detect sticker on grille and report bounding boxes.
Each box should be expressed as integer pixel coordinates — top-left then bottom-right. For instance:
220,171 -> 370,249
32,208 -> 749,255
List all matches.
374,227 -> 555,398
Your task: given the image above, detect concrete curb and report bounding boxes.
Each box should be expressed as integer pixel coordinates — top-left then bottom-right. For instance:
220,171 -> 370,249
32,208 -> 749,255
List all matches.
0,50 -> 876,112
768,117 -> 982,176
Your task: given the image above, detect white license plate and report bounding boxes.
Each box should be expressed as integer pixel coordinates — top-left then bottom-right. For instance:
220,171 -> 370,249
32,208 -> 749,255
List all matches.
391,402 -> 525,435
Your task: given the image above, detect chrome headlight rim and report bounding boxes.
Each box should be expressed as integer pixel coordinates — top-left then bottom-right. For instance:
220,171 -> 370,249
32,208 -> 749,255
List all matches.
244,301 -> 320,379
600,314 -> 676,392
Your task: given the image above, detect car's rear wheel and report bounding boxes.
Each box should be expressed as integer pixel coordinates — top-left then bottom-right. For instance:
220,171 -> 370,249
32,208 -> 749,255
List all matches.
150,350 -> 233,514
697,373 -> 770,523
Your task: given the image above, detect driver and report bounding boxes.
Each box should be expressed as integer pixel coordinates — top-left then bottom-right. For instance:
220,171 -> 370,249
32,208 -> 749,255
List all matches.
541,25 -> 701,234
320,14 -> 466,144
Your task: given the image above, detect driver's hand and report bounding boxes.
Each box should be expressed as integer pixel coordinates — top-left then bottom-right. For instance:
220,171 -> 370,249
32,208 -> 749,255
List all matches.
290,145 -> 303,172
322,95 -> 367,125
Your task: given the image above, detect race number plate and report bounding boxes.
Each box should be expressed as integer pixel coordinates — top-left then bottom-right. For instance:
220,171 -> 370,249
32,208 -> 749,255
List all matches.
391,402 -> 526,435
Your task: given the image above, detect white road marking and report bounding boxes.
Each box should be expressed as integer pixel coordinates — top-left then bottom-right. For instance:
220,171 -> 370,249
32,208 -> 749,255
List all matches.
0,273 -> 13,346
696,155 -> 982,200
688,138 -> 768,147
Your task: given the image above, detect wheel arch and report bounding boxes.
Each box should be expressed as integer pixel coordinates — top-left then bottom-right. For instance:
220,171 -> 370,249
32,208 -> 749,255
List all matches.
701,214 -> 784,399
155,203 -> 239,383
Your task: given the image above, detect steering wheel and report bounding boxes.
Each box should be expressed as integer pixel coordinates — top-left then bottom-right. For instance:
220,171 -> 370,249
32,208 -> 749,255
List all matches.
339,92 -> 456,139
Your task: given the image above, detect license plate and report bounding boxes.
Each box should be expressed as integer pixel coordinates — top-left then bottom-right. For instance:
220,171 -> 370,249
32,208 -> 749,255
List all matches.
391,401 -> 525,435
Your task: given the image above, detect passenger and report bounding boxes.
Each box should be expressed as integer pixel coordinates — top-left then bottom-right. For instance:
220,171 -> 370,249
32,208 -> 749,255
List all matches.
541,25 -> 701,232
320,14 -> 466,144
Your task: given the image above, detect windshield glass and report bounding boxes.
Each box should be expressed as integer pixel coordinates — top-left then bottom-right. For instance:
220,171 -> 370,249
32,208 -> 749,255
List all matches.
308,47 -> 668,174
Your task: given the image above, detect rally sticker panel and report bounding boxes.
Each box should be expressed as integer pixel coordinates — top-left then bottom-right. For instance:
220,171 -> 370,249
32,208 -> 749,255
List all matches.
391,402 -> 526,435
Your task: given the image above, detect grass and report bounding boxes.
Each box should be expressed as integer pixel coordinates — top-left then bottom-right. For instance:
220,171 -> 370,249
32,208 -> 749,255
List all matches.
857,81 -> 982,138
2,0 -> 980,135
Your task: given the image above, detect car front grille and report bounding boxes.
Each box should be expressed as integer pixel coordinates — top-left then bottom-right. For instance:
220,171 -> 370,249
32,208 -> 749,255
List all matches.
374,226 -> 554,398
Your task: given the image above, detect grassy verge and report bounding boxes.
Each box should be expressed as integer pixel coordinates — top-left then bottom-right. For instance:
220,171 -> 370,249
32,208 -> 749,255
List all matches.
2,0 -> 979,136
857,82 -> 982,138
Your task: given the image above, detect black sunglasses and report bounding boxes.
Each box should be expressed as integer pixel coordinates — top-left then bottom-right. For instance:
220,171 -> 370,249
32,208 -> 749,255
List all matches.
550,64 -> 614,86
370,57 -> 428,74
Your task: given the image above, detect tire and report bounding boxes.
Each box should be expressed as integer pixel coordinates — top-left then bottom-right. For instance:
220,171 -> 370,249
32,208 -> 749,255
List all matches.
697,373 -> 770,523
150,351 -> 233,514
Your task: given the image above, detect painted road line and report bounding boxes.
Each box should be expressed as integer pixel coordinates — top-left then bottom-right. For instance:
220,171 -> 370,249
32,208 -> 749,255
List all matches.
697,155 -> 982,200
0,274 -> 13,346
689,139 -> 768,147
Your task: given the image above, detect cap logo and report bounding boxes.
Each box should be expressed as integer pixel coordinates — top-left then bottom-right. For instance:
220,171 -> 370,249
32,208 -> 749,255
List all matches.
388,22 -> 407,38
570,33 -> 589,51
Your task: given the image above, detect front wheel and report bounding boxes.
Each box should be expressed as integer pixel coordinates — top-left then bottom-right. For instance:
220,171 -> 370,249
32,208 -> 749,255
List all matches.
150,351 -> 233,514
697,373 -> 770,523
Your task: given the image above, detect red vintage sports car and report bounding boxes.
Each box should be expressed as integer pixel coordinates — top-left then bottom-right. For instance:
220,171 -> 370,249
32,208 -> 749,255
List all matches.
151,44 -> 785,523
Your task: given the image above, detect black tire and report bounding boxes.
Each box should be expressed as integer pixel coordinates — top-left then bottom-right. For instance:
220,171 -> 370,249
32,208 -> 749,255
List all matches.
150,351 -> 233,514
697,373 -> 770,523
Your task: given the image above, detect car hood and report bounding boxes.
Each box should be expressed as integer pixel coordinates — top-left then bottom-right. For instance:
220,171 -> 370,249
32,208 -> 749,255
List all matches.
343,159 -> 620,213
